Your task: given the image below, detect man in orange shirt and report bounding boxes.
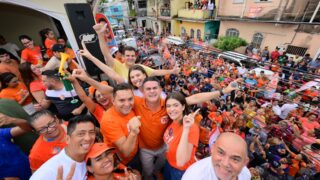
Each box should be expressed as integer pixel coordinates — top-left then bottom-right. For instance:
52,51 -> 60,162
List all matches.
0,48 -> 21,80
19,35 -> 43,65
28,110 -> 67,172
135,77 -> 240,179
100,83 -> 141,171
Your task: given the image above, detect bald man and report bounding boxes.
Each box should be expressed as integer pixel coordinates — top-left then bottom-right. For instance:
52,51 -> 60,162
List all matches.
182,132 -> 251,180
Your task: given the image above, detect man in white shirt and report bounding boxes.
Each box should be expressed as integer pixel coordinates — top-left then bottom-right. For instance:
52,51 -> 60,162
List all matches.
30,115 -> 96,180
261,100 -> 281,116
279,96 -> 300,119
182,132 -> 251,180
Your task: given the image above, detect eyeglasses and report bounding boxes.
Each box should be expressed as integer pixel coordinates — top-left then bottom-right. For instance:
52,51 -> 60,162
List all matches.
35,118 -> 58,134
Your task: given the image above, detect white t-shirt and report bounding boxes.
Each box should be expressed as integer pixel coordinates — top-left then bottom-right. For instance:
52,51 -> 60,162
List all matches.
30,149 -> 87,180
182,157 -> 251,180
279,103 -> 298,119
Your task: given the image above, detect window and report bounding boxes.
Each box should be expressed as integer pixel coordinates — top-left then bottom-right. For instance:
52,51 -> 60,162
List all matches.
252,33 -> 263,48
138,1 -> 147,8
286,45 -> 308,56
226,28 -> 239,37
233,0 -> 244,3
190,29 -> 194,38
197,29 -> 201,40
181,27 -> 186,36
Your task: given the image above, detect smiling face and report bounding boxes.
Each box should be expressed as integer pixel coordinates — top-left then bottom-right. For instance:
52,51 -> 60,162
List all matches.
31,114 -> 61,139
211,133 -> 248,180
87,150 -> 115,176
20,38 -> 34,49
113,89 -> 134,115
143,81 -> 162,104
130,69 -> 147,88
124,50 -> 136,67
66,122 -> 96,157
166,98 -> 185,122
95,90 -> 112,108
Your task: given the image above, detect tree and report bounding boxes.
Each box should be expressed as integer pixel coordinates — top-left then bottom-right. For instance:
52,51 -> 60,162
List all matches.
214,36 -> 248,51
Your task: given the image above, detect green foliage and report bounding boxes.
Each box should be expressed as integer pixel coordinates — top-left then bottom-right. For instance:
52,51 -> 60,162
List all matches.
214,36 -> 248,51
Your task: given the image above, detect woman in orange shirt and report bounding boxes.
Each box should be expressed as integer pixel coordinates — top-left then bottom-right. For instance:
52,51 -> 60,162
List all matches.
0,72 -> 35,114
163,92 -> 200,180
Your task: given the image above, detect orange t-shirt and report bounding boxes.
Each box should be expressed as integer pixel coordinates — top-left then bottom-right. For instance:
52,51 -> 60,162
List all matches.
29,127 -> 67,171
0,82 -> 32,106
29,79 -> 46,92
100,107 -> 139,164
133,96 -> 170,150
302,90 -> 319,101
92,103 -> 105,123
44,38 -> 57,58
257,78 -> 269,88
163,122 -> 199,170
0,61 -> 22,81
21,46 -> 43,65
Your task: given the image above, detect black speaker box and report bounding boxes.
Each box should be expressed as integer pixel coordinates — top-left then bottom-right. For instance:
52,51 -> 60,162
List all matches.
65,3 -> 103,76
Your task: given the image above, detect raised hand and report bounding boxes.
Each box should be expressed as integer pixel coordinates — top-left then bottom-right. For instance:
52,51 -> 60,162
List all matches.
93,23 -> 107,35
116,168 -> 138,180
183,108 -> 200,129
72,69 -> 89,81
128,116 -> 141,135
78,40 -> 93,58
56,163 -> 76,180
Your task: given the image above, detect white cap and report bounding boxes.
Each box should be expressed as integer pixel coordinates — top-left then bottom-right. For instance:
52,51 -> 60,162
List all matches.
110,47 -> 119,55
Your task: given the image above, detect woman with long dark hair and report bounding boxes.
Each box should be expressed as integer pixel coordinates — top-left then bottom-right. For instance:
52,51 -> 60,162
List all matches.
163,92 -> 200,180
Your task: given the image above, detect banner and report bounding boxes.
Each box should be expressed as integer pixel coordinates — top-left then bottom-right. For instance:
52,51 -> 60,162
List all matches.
95,13 -> 117,48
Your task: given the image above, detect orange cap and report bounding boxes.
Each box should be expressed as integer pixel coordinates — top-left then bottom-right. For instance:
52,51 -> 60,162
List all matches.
85,143 -> 116,162
88,81 -> 109,95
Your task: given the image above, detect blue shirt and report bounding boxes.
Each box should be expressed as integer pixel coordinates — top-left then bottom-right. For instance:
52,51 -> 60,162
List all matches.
0,128 -> 31,179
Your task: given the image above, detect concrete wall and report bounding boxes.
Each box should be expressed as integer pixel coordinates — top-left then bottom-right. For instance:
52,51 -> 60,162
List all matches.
0,3 -> 57,48
176,21 -> 205,40
217,0 -> 309,20
219,20 -> 319,57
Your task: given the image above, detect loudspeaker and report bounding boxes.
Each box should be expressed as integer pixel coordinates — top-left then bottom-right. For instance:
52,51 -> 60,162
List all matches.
64,3 -> 103,76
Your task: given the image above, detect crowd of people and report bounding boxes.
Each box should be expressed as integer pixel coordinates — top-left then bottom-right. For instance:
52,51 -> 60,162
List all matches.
0,19 -> 319,180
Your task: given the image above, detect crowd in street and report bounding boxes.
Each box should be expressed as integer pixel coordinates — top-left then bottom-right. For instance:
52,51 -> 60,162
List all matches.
0,20 -> 319,180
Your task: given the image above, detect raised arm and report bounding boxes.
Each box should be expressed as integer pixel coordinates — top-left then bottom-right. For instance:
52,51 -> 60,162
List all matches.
79,40 -> 124,83
114,116 -> 141,157
72,69 -> 113,95
150,66 -> 180,77
92,24 -> 115,67
176,109 -> 200,167
66,75 -> 96,114
186,79 -> 241,105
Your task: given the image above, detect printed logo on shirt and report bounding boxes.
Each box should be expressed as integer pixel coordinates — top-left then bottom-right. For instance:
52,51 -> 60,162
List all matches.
160,115 -> 169,124
52,146 -> 62,155
164,127 -> 174,144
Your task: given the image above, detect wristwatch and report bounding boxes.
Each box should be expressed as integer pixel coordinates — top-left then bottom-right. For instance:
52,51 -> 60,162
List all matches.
219,89 -> 224,96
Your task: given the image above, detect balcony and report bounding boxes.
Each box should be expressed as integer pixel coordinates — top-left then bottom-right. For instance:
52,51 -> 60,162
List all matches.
178,9 -> 210,20
160,7 -> 170,17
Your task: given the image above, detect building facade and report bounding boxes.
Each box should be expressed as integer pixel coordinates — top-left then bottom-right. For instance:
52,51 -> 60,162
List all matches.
146,0 -> 219,42
217,0 -> 320,58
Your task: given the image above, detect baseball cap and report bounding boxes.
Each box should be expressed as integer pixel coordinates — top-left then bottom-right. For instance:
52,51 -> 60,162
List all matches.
52,44 -> 65,52
110,47 -> 119,55
85,143 -> 116,162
